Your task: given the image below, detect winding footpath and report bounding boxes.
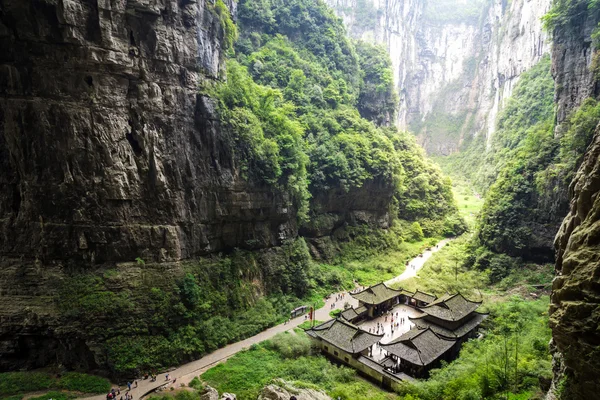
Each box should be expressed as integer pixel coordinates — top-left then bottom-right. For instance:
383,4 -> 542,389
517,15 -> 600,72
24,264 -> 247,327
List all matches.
83,239 -> 450,400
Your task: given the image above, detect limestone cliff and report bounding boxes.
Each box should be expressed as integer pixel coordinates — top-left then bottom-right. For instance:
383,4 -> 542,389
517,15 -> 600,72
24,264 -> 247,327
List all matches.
548,4 -> 600,398
0,0 -> 402,373
550,124 -> 600,398
325,0 -> 551,154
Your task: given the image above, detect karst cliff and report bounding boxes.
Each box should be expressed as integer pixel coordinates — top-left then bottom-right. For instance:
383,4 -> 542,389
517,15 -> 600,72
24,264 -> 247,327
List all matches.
0,0 -> 400,372
326,0 -> 551,154
549,3 -> 600,398
0,0 -> 459,374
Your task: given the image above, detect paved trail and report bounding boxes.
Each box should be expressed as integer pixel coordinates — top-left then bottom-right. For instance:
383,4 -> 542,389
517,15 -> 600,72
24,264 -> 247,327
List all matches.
385,239 -> 450,286
83,238 -> 450,400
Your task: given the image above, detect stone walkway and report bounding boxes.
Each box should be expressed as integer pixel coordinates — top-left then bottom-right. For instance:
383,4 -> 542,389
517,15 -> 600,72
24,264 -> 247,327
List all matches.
81,238 -> 449,400
357,304 -> 425,361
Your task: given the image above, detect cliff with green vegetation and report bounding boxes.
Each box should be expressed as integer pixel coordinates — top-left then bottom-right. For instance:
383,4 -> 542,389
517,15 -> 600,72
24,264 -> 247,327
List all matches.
325,0 -> 552,154
0,0 -> 460,377
545,1 -> 600,398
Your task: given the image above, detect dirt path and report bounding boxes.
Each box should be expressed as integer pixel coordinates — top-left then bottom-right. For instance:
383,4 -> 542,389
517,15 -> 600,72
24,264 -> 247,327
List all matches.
80,238 -> 449,400
385,239 -> 451,286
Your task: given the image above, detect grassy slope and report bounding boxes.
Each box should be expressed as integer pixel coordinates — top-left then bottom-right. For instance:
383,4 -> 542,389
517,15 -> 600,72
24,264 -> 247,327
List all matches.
451,180 -> 484,230
201,332 -> 399,400
0,372 -> 110,400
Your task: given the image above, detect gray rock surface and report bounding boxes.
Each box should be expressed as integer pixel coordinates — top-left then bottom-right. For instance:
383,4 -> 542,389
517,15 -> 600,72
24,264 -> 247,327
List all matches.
325,0 -> 551,155
258,381 -> 331,400
200,386 -> 219,400
550,124 -> 600,399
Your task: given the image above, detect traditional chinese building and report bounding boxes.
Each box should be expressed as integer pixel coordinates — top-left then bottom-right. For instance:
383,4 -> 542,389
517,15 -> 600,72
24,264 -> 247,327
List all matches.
410,293 -> 488,342
408,290 -> 437,307
340,305 -> 368,324
379,327 -> 456,377
306,318 -> 408,390
350,282 -> 413,318
307,288 -> 487,386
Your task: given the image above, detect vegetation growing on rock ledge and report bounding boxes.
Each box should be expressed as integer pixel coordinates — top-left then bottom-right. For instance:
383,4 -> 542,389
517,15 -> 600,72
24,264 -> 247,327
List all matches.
439,55 -> 600,264
217,0 -> 461,229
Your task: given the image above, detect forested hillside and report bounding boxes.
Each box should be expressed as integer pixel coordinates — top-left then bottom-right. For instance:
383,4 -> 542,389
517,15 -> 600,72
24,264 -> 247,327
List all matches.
228,0 -> 461,232
438,53 -> 600,269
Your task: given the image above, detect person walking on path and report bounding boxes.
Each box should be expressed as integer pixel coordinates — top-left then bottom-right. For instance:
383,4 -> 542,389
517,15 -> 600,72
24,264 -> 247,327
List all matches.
127,382 -> 131,391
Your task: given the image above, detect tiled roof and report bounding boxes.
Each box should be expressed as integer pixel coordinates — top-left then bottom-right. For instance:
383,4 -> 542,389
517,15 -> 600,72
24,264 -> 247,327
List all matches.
411,290 -> 437,304
340,307 -> 360,321
355,305 -> 367,315
351,282 -> 404,305
419,293 -> 481,321
412,312 -> 488,339
381,328 -> 456,366
306,318 -> 383,354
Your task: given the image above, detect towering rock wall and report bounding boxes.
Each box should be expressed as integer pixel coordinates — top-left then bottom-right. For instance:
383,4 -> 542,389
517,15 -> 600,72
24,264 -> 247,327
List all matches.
0,0 -> 289,370
0,0 -> 296,267
549,6 -> 600,399
0,0 -> 396,372
325,0 -> 551,154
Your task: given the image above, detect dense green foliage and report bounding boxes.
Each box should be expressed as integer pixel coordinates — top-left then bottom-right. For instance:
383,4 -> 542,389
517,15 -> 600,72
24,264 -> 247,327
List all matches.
225,0 -> 460,227
209,0 -> 238,50
399,235 -> 554,296
0,372 -> 110,398
58,238 -> 324,375
439,55 -> 600,262
542,0 -> 600,33
477,57 -> 600,259
355,41 -> 398,125
312,223 -> 441,289
396,236 -> 490,296
201,332 -> 398,400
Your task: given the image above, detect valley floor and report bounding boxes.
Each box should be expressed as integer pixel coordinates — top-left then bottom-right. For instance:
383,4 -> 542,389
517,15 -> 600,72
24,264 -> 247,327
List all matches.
74,241 -> 450,400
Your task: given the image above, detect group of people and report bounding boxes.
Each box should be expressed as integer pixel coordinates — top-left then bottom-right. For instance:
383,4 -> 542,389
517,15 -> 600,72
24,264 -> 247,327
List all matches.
105,373 -> 179,400
329,292 -> 347,309
106,382 -> 136,400
368,310 -> 410,338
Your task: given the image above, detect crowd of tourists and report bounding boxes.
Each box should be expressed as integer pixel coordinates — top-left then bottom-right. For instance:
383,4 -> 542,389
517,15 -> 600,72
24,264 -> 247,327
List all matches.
105,373 -> 179,400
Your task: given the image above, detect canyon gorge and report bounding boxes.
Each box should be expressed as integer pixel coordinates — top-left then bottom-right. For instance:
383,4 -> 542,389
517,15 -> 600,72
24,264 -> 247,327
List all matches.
1,1 -> 600,399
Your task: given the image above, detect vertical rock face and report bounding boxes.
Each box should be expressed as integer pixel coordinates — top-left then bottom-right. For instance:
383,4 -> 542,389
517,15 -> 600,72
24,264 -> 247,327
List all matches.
549,9 -> 600,399
0,0 -> 299,266
325,0 -> 551,154
0,0 -> 397,371
0,0 -> 302,370
550,125 -> 600,398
